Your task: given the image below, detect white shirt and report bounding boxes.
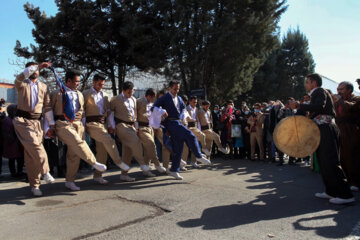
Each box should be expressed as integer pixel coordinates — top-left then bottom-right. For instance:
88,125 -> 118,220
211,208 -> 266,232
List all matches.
91,87 -> 105,115
122,92 -> 135,120
169,92 -> 180,113
146,100 -> 153,118
204,110 -> 210,124
189,105 -> 197,120
30,80 -> 39,110
65,86 -> 80,112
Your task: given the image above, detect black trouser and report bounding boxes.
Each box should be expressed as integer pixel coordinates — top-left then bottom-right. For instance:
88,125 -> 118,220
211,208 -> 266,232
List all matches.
317,123 -> 353,199
44,138 -> 66,177
8,157 -> 24,175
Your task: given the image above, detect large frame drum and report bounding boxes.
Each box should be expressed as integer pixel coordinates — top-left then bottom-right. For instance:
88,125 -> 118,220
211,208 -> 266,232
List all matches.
273,116 -> 320,158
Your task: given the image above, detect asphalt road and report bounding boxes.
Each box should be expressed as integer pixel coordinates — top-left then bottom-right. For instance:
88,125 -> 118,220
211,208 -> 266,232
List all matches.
0,158 -> 359,240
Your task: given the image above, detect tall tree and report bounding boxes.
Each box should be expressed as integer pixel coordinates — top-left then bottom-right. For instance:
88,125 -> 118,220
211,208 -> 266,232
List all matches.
277,27 -> 315,100
243,27 -> 315,103
14,0 -> 170,95
163,0 -> 287,103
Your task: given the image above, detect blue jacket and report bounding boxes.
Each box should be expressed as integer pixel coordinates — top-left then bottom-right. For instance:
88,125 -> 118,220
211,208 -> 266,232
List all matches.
153,92 -> 185,119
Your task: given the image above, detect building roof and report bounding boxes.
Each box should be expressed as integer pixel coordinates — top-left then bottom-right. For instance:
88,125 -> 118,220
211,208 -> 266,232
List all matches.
0,82 -> 15,88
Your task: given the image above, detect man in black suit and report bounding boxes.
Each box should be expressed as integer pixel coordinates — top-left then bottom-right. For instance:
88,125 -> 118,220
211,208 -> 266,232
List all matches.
290,73 -> 354,205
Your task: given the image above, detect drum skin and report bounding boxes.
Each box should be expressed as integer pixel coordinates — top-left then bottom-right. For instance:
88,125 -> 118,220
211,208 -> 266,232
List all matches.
273,116 -> 320,158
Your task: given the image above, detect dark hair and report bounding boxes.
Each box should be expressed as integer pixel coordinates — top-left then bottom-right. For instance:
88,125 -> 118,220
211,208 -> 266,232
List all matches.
303,94 -> 310,98
202,100 -> 211,106
123,81 -> 134,91
7,104 -> 17,118
189,96 -> 197,101
182,95 -> 188,102
339,81 -> 354,93
25,62 -> 38,68
306,73 -> 322,87
65,69 -> 81,83
145,88 -> 156,97
287,97 -> 295,101
356,78 -> 360,83
158,89 -> 166,95
93,73 -> 106,82
169,80 -> 180,88
254,103 -> 261,107
326,89 -> 333,95
227,100 -> 233,104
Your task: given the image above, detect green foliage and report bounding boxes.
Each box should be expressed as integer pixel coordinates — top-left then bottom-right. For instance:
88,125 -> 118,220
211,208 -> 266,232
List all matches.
243,27 -> 315,103
15,0 -> 287,98
164,0 -> 287,103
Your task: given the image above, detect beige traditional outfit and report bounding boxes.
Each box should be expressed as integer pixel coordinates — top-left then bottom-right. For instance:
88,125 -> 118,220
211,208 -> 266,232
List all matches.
110,93 -> 147,169
83,87 -> 128,179
51,88 -> 97,182
13,65 -> 54,188
198,108 -> 223,159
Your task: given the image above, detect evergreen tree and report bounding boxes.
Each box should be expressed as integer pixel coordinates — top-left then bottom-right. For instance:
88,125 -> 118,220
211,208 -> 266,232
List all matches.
244,27 -> 315,103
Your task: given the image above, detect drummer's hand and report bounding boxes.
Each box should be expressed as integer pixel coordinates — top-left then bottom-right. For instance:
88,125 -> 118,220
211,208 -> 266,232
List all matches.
38,62 -> 51,69
289,101 -> 299,110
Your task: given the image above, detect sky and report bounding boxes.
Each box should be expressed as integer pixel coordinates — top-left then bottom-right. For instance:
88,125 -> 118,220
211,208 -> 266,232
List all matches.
1,0 -> 359,84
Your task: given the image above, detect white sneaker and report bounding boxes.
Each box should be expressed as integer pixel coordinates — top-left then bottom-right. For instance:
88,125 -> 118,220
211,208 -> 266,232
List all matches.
155,165 -> 167,173
92,162 -> 107,172
43,173 -> 55,184
140,165 -> 151,172
117,162 -> 130,172
31,187 -> 43,197
191,162 -> 200,168
219,147 -> 230,154
168,171 -> 183,180
120,175 -> 135,182
350,186 -> 359,192
329,197 -> 355,205
315,192 -> 334,199
202,148 -> 211,157
93,177 -> 109,185
196,156 -> 211,165
65,182 -> 81,191
180,160 -> 187,168
180,166 -> 188,171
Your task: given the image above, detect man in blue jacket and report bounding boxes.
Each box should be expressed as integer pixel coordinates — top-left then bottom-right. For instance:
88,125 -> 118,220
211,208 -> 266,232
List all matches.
152,80 -> 210,180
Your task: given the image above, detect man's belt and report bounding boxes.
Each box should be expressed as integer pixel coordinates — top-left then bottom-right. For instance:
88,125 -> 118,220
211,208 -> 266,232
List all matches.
86,115 -> 105,124
201,125 -> 210,130
188,122 -> 196,128
16,109 -> 42,120
55,112 -> 82,121
138,121 -> 149,127
115,117 -> 135,126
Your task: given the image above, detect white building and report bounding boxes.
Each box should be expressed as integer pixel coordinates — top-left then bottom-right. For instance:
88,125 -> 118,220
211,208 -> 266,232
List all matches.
321,74 -> 360,96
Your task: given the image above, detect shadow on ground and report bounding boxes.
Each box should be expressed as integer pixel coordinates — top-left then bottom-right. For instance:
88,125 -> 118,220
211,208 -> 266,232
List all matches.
178,158 -> 359,239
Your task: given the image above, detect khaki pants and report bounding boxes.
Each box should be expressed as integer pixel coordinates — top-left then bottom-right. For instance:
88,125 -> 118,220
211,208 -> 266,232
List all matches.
182,145 -> 196,163
250,132 -> 264,160
86,122 -> 122,178
116,123 -> 145,167
138,126 -> 161,166
13,117 -> 49,188
182,127 -> 206,163
154,128 -> 171,168
202,129 -> 222,160
55,120 -> 96,182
